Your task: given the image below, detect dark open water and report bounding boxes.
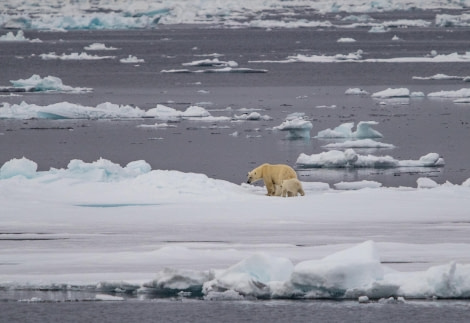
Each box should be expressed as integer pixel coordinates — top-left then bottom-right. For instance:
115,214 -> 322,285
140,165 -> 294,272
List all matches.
2,299 -> 470,323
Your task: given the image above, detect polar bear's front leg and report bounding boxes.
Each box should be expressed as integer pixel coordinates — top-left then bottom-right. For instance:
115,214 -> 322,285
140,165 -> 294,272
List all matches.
265,181 -> 275,196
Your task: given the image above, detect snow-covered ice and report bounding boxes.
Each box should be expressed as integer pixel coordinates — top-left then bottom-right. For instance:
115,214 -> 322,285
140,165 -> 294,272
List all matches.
0,101 -> 229,121
315,121 -> 383,139
84,43 -> 119,51
296,149 -> 444,168
0,30 -> 41,42
40,52 -> 116,60
1,157 -> 470,300
3,74 -> 92,93
120,55 -> 145,63
323,139 -> 394,149
273,117 -> 313,139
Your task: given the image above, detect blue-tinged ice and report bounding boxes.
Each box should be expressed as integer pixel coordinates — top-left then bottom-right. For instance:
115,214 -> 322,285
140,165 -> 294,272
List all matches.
274,117 -> 313,139
0,157 -> 37,179
316,121 -> 383,139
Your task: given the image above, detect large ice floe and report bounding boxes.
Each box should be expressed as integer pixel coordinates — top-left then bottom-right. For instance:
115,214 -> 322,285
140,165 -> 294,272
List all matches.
1,156 -> 470,300
296,149 -> 444,168
0,74 -> 92,93
0,101 -> 229,120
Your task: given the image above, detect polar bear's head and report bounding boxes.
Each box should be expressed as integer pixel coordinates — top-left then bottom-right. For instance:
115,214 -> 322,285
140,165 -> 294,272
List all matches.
246,167 -> 263,184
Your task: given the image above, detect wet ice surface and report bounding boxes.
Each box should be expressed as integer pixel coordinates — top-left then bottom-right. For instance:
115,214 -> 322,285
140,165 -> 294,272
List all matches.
1,24 -> 469,187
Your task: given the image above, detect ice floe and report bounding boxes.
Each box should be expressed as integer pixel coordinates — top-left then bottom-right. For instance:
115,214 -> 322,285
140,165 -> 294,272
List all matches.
315,121 -> 383,139
0,30 -> 41,42
345,88 -> 369,95
337,37 -> 356,43
1,74 -> 92,93
427,88 -> 470,99
413,73 -> 469,81
0,101 -> 228,121
296,149 -> 444,169
161,67 -> 268,74
323,139 -> 394,149
120,55 -> 145,63
183,59 -> 238,67
273,117 -> 313,139
84,43 -> 119,51
233,112 -> 271,121
40,52 -> 116,60
250,51 -> 470,64
372,88 -> 424,98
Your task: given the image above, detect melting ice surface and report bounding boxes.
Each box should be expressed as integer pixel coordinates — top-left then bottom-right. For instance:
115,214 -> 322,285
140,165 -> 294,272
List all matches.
1,156 -> 470,300
316,121 -> 383,139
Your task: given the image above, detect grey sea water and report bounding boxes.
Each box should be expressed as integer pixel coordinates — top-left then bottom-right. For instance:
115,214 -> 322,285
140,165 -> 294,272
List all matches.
1,17 -> 470,187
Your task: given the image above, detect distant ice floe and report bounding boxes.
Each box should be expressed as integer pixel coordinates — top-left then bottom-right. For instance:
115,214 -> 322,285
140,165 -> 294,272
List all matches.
273,114 -> 313,139
250,51 -> 470,64
0,101 -> 229,121
345,88 -> 369,95
337,37 -> 356,43
435,13 -> 470,27
137,123 -> 177,129
371,88 -> 424,99
316,121 -> 383,139
428,88 -> 470,99
0,74 -> 92,93
323,139 -> 394,149
233,112 -> 271,121
0,30 -> 41,42
413,74 -> 470,81
161,68 -> 268,74
84,43 -> 119,51
183,58 -> 238,67
40,52 -> 115,60
120,55 -> 145,63
296,149 -> 444,169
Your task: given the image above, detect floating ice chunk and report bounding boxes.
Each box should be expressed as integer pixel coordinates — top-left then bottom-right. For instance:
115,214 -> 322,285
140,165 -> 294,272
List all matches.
316,121 -> 383,139
296,149 -> 444,169
369,25 -> 389,33
0,30 -> 41,42
435,14 -> 470,27
84,43 -> 119,50
372,88 -> 410,98
0,157 -> 37,179
199,67 -> 268,73
143,268 -> 214,296
345,88 -> 369,95
204,290 -> 244,301
203,253 -> 294,297
392,35 -> 401,41
358,295 -> 370,303
413,74 -> 464,81
40,52 -> 115,60
137,123 -> 176,129
417,177 -> 439,189
337,37 -> 356,43
323,139 -> 394,149
233,112 -> 271,121
273,117 -> 313,139
95,294 -> 124,301
183,58 -> 238,67
120,55 -> 144,63
334,180 -> 382,190
290,241 -> 386,298
8,74 -> 92,93
428,88 -> 470,99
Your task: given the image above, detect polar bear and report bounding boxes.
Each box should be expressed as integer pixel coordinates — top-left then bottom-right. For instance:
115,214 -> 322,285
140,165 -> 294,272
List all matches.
280,178 -> 305,197
247,163 -> 297,196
